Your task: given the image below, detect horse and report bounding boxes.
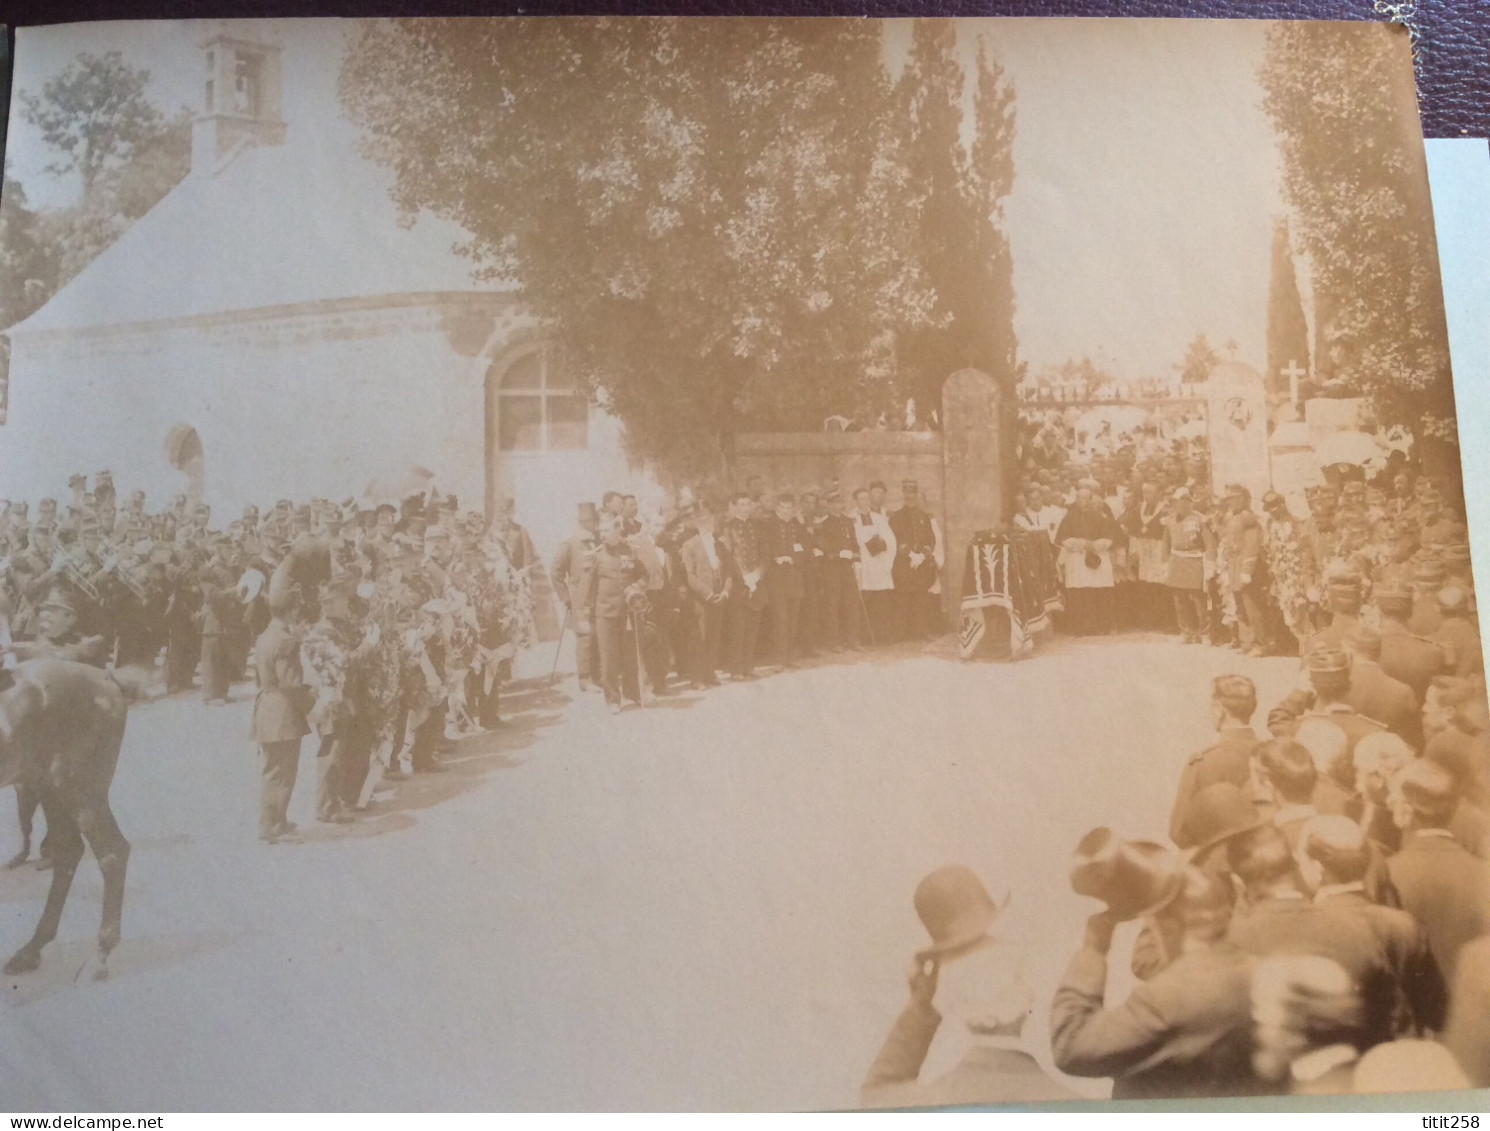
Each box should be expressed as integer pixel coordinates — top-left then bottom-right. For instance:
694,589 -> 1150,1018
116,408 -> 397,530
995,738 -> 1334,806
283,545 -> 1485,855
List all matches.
0,658 -> 132,979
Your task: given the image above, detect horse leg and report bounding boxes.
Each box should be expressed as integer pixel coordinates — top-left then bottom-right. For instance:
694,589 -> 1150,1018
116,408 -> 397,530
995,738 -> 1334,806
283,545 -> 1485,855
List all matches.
76,801 -> 130,979
3,801 -> 83,975
5,785 -> 36,869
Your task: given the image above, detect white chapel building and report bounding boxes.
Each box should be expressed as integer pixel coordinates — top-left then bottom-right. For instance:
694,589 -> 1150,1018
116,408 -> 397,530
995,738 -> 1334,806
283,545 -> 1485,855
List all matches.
0,20 -> 639,557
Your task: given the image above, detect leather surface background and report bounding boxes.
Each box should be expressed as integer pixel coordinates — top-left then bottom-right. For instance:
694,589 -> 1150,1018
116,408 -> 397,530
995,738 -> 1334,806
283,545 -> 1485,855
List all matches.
0,0 -> 1482,138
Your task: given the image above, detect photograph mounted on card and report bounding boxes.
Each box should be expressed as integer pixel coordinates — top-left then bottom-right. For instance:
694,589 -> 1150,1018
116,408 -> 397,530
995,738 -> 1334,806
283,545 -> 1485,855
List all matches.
0,15 -> 1482,1112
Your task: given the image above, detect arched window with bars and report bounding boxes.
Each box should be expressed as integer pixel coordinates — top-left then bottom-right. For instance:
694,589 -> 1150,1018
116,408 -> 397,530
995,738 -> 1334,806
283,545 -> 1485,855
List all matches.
491,347 -> 589,453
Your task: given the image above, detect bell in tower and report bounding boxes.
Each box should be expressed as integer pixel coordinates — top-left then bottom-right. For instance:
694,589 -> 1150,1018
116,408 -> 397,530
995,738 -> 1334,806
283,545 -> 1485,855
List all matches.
191,24 -> 287,177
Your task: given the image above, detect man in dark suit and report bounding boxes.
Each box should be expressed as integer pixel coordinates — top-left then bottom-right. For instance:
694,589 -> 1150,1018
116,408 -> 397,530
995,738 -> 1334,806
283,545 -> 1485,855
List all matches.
551,502 -> 600,692
760,493 -> 807,668
1375,585 -> 1448,702
1387,760 -> 1490,983
863,866 -> 1077,1108
1051,864 -> 1266,1099
679,506 -> 734,688
1433,587 -> 1483,678
814,488 -> 862,650
890,479 -> 941,641
251,588 -> 314,844
1170,675 -> 1260,847
721,492 -> 767,680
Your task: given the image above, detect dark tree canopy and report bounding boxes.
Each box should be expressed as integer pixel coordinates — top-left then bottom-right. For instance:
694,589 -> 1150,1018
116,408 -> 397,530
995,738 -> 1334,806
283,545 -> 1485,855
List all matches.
1260,22 -> 1454,442
1265,218 -> 1310,400
341,17 -> 1018,480
1180,333 -> 1220,385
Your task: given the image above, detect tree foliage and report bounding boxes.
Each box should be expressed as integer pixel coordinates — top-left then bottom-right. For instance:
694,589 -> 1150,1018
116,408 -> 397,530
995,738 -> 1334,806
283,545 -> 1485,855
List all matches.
1180,333 -> 1220,385
341,18 -> 1018,479
20,52 -> 170,195
1,53 -> 190,330
1260,22 -> 1453,439
1264,218 -> 1310,399
894,25 -> 1019,414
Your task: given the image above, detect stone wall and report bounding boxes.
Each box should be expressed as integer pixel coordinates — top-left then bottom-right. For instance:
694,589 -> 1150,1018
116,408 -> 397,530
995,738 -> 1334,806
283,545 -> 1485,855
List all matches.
731,432 -> 946,506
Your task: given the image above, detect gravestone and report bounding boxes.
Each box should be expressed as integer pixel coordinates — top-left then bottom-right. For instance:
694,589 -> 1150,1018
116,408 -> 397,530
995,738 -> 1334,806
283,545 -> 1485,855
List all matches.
1204,361 -> 1270,504
941,368 -> 1006,623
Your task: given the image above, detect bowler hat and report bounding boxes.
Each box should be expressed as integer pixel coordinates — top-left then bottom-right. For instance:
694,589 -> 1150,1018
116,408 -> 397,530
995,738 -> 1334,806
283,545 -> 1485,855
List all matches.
1181,783 -> 1270,857
912,865 -> 1007,960
1070,828 -> 1186,920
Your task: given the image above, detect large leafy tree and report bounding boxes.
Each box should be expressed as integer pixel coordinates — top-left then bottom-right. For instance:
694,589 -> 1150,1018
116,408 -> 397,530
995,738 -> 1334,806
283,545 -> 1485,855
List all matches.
1260,22 -> 1453,444
894,24 -> 1019,414
342,18 -> 1016,480
20,51 -> 172,196
2,52 -> 190,323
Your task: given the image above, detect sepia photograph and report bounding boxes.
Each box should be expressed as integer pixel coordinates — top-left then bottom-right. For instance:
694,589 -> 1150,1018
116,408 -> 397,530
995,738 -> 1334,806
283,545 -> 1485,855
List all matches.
0,14 -> 1485,1112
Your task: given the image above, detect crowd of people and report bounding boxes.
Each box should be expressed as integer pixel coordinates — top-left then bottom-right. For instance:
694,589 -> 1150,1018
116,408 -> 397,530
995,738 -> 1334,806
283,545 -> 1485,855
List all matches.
548,476 -> 947,713
863,560 -> 1490,1104
0,471 -> 538,846
1013,415 -> 1476,659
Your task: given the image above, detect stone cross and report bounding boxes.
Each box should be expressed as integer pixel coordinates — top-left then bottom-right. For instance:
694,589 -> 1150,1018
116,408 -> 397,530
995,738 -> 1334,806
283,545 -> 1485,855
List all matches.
1282,360 -> 1306,405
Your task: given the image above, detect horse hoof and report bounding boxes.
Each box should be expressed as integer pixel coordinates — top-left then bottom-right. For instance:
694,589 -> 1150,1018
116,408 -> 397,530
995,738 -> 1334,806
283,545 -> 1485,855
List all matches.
3,850 -> 29,870
91,962 -> 109,983
4,948 -> 41,975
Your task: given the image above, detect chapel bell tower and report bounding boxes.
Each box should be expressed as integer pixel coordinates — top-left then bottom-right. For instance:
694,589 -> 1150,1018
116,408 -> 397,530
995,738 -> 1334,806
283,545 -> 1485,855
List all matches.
192,25 -> 287,176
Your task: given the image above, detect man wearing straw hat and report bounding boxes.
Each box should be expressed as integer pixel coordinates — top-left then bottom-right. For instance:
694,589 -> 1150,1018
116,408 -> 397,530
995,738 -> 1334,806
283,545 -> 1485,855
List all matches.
861,865 -> 1075,1108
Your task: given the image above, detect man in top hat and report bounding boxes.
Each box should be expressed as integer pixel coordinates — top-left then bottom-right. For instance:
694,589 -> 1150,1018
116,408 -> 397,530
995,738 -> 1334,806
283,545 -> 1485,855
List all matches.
1374,585 -> 1448,701
1339,624 -> 1421,749
1161,487 -> 1213,644
1387,760 -> 1490,983
889,480 -> 942,642
1169,675 -> 1261,847
552,502 -> 602,692
1432,587 -> 1483,679
862,865 -> 1077,1108
1052,859 -> 1265,1099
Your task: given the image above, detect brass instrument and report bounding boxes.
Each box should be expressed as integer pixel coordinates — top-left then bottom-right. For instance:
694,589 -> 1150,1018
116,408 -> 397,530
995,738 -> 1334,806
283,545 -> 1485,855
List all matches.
56,549 -> 101,603
101,553 -> 149,603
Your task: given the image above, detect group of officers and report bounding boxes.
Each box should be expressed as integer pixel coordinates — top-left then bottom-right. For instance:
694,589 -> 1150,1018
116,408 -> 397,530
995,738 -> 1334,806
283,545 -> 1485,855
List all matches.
548,478 -> 946,712
862,536 -> 1490,1105
0,472 -> 538,847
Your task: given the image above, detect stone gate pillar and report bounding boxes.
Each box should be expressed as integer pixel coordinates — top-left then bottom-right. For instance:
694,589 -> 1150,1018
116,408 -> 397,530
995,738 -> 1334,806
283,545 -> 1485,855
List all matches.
941,368 -> 1007,623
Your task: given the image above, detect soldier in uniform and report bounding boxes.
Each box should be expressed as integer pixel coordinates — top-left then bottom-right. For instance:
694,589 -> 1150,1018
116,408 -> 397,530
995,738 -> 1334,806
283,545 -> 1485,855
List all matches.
551,502 -> 601,693
1433,587 -> 1483,678
581,515 -> 647,714
1292,647 -> 1390,768
1161,487 -> 1213,644
1375,585 -> 1448,702
251,586 -> 314,843
760,492 -> 807,668
1169,674 -> 1261,847
1408,560 -> 1448,637
1335,624 -> 1422,749
890,480 -> 942,641
1220,485 -> 1271,656
1302,573 -> 1364,656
